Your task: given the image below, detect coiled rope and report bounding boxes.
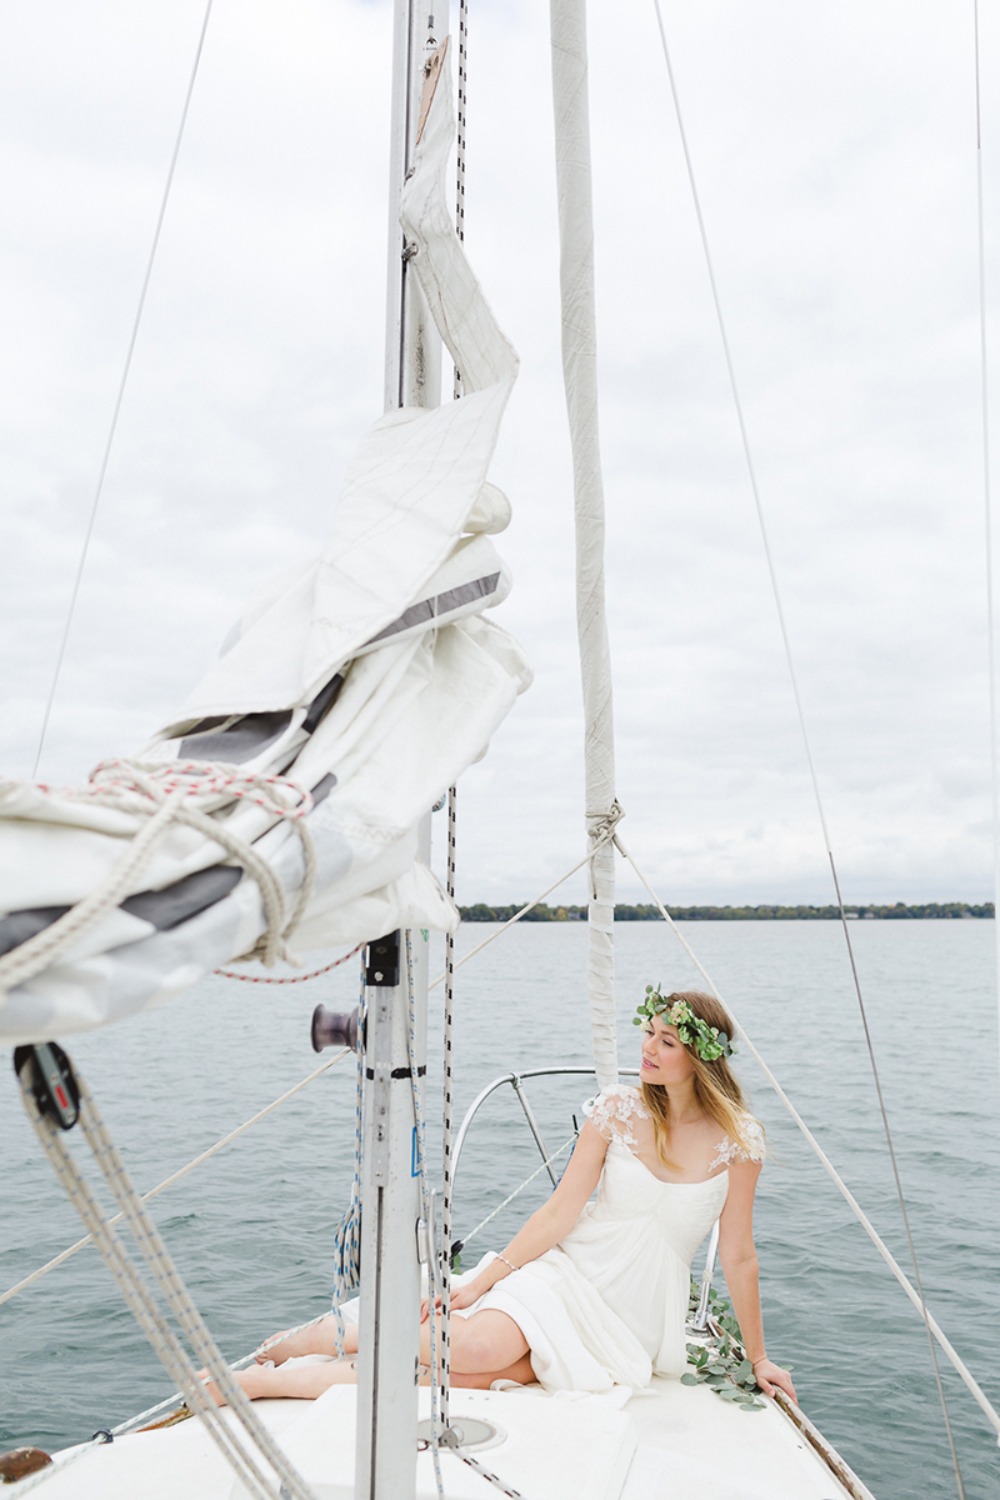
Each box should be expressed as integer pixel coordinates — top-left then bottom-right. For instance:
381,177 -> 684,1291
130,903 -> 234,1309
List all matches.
0,760 -> 317,999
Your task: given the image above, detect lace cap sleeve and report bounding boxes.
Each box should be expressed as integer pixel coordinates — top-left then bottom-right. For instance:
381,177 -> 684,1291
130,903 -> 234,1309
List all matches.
710,1114 -> 766,1171
584,1085 -> 646,1149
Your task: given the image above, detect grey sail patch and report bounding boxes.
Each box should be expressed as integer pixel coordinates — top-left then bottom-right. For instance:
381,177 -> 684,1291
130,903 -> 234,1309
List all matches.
0,906 -> 70,960
363,573 -> 502,648
120,867 -> 244,932
310,773 -> 337,805
302,675 -> 344,735
178,709 -> 293,762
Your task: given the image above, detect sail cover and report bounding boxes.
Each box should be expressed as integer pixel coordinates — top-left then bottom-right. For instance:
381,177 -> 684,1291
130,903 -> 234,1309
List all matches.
0,61 -> 528,1044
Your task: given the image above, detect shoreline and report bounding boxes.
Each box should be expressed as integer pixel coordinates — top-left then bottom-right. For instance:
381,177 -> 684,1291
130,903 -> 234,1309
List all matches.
458,901 -> 995,922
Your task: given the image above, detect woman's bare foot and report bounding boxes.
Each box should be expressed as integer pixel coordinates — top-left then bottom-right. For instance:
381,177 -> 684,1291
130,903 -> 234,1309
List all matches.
255,1327 -> 297,1364
255,1317 -> 357,1365
202,1358 -> 359,1406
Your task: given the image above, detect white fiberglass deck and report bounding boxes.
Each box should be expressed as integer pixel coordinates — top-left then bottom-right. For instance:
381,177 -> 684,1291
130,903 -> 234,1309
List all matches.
35,1371 -> 868,1500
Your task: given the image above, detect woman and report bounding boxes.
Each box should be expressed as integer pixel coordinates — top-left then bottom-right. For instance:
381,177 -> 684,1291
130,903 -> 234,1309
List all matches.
219,988 -> 797,1405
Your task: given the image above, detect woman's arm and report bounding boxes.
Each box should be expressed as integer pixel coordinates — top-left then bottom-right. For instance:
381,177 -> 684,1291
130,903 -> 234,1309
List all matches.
717,1160 -> 798,1403
441,1120 -> 609,1312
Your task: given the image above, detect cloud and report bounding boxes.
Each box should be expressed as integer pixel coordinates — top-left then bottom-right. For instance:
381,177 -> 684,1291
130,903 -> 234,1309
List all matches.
1,0 -> 998,908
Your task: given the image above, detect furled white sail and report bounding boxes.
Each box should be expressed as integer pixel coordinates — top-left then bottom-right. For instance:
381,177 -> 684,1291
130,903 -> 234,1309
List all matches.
551,0 -> 619,1090
0,61 -> 528,1044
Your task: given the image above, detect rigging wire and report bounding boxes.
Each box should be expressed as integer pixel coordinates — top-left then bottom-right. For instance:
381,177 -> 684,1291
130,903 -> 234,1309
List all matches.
973,0 -> 1000,1085
649,4 -> 968,1490
613,831 -> 1000,1442
29,1 -> 214,782
426,835 -> 618,992
459,1135 -> 576,1250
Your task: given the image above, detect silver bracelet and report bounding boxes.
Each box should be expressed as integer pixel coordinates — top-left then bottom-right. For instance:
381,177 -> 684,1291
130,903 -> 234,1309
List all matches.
496,1254 -> 518,1274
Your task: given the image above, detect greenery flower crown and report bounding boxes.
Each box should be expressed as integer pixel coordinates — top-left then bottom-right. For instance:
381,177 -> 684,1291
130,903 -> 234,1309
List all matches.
632,986 -> 734,1063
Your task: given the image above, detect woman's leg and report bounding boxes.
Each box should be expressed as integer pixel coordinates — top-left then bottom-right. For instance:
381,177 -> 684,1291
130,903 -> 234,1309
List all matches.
444,1310 -> 529,1376
210,1308 -> 534,1405
261,1307 -> 526,1375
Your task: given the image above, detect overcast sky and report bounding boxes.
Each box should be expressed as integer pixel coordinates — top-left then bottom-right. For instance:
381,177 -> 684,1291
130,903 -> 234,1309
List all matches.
1,0 -> 998,910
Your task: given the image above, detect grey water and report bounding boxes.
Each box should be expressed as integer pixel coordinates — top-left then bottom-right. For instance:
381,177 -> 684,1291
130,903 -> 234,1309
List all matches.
1,919 -> 998,1500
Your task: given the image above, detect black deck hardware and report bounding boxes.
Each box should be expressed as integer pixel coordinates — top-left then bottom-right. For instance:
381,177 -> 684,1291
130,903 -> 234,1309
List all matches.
12,1042 -> 80,1131
365,930 -> 400,988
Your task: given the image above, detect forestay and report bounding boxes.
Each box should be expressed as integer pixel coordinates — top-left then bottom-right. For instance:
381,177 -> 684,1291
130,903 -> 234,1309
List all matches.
0,61 -> 529,1044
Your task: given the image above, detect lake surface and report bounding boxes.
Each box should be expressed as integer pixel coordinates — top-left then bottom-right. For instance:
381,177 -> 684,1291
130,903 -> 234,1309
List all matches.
1,918 -> 998,1499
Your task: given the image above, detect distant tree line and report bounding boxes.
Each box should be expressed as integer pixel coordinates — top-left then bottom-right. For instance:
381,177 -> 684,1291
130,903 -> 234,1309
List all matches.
458,900 -> 995,922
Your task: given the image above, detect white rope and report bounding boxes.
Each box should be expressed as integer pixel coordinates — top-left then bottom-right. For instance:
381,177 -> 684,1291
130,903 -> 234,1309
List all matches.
29,1 -> 215,782
0,760 -> 316,997
613,831 -> 1000,1443
1,1050 -> 348,1308
15,1055 -> 317,1500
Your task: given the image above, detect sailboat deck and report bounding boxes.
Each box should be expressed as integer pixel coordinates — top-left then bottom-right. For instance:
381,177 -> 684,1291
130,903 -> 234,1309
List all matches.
36,1370 -> 868,1500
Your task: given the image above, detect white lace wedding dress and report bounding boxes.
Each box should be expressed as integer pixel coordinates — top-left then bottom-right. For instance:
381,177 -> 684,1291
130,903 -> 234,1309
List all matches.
464,1084 -> 765,1393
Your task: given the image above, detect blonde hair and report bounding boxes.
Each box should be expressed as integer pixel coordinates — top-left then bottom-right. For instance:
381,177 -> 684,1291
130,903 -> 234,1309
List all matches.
640,990 -> 756,1172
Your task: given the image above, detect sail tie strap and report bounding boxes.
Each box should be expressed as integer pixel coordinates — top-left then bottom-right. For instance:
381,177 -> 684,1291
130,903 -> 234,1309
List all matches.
0,759 -> 317,997
585,799 -> 624,893
15,1051 -> 317,1500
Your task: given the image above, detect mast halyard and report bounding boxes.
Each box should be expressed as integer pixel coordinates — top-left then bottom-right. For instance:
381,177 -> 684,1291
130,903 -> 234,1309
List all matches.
355,7 -> 445,1499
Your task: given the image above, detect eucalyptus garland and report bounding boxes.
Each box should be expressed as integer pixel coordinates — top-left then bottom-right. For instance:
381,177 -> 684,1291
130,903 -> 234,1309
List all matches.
633,986 -> 734,1062
684,1283 -> 766,1411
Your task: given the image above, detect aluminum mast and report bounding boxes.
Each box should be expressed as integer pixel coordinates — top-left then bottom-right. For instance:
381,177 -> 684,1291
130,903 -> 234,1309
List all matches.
354,6 -> 443,1498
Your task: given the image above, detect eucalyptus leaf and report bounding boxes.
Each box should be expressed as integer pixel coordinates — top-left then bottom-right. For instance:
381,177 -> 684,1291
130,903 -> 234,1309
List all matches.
680,1373 -> 701,1387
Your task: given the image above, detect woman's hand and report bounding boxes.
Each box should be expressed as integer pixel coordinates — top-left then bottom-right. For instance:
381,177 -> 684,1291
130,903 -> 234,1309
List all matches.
420,1280 -> 484,1323
752,1358 -> 797,1404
